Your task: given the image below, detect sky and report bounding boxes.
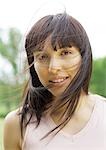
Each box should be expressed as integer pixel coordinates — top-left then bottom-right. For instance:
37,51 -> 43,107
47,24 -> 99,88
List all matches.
0,0 -> 106,59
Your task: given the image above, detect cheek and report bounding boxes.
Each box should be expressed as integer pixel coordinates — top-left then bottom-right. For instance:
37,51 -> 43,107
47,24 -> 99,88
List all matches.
66,60 -> 81,77
35,65 -> 48,84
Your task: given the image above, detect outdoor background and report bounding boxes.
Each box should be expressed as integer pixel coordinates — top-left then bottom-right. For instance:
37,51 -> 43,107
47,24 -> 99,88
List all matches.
0,0 -> 106,149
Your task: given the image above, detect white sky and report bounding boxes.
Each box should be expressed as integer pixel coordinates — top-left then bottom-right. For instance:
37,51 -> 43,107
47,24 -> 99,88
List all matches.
0,0 -> 106,58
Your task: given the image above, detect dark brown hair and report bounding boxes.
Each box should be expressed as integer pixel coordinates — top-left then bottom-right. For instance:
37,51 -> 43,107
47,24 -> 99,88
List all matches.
19,12 -> 92,139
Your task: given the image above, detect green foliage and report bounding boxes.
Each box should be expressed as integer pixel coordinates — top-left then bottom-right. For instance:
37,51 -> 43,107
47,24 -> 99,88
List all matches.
0,84 -> 23,118
0,28 -> 22,75
90,57 -> 106,97
0,28 -> 23,117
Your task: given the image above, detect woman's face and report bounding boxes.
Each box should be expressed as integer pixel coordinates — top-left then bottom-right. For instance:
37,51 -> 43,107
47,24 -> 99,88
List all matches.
34,38 -> 82,96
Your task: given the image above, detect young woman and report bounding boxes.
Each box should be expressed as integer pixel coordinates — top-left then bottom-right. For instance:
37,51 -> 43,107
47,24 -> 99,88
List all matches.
3,13 -> 106,150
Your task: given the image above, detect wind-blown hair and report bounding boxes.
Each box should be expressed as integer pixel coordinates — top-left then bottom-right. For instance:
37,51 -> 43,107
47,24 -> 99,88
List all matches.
20,12 -> 92,139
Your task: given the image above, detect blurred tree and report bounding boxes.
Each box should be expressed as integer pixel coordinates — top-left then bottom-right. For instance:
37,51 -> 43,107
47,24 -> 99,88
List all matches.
90,57 -> 106,97
0,28 -> 22,116
0,28 -> 22,76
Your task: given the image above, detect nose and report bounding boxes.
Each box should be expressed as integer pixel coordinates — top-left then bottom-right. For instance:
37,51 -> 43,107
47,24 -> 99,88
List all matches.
48,57 -> 62,74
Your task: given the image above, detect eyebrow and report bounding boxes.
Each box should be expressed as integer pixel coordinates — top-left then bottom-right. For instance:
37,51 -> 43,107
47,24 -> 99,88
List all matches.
54,45 -> 72,51
33,49 -> 42,54
34,46 -> 72,53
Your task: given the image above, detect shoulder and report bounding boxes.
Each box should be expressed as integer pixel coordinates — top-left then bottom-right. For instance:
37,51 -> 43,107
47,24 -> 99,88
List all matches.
3,109 -> 22,149
91,93 -> 106,111
89,93 -> 106,109
4,109 -> 21,131
90,93 -> 106,102
4,109 -> 20,122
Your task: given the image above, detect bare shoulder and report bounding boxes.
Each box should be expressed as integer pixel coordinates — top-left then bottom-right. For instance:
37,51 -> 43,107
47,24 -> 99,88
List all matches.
4,109 -> 19,122
3,109 -> 22,150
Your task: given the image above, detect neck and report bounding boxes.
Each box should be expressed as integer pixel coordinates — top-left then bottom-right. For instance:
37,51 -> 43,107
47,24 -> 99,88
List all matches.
51,90 -> 95,124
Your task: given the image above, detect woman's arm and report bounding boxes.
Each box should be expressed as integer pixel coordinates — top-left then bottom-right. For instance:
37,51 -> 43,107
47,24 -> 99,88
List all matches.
3,110 -> 22,150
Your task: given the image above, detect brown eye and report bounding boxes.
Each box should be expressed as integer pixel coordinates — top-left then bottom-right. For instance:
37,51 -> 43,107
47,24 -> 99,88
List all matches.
38,54 -> 48,61
61,50 -> 72,56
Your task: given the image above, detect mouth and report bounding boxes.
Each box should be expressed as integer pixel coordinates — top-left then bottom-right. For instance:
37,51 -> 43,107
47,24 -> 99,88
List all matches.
49,76 -> 69,86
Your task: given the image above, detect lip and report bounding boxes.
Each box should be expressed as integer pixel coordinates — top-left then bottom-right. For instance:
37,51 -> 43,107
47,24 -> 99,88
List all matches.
49,76 -> 69,87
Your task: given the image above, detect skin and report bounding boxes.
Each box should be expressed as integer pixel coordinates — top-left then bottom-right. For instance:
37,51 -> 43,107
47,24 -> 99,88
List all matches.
3,38 -> 96,149
34,38 -> 82,97
3,109 -> 22,150
50,92 -> 96,135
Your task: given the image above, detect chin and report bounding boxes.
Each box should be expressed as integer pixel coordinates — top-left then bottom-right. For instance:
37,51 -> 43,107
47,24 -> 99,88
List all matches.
48,89 -> 64,97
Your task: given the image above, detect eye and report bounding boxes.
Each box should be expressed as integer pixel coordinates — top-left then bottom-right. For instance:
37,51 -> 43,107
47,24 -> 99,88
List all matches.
38,54 -> 48,61
61,50 -> 72,56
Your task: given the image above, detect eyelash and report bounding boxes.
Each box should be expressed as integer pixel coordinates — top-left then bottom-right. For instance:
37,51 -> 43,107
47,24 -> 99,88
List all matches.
61,50 -> 72,56
39,55 -> 48,60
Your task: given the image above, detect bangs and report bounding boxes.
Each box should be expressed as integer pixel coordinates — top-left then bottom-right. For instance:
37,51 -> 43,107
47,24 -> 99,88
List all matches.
26,13 -> 85,53
50,14 -> 84,50
50,31 -> 81,50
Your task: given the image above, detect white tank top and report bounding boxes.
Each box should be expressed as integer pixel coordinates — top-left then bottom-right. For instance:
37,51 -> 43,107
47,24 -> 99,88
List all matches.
22,94 -> 106,150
